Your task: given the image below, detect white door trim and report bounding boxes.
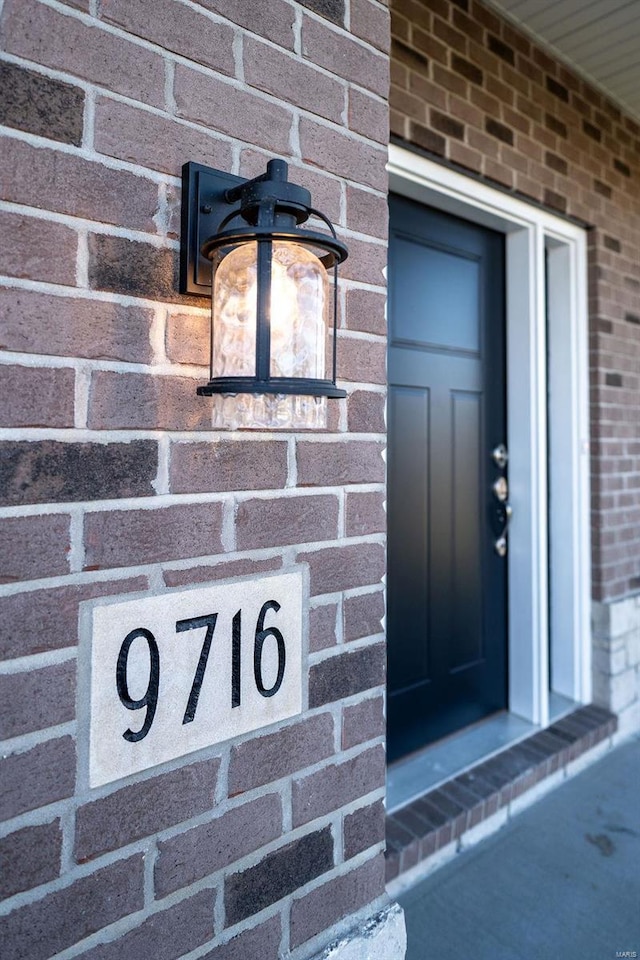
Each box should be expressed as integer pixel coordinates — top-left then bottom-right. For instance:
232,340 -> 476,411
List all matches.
387,144 -> 591,728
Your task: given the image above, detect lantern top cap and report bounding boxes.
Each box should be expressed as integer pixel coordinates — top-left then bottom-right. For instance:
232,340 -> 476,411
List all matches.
226,159 -> 313,228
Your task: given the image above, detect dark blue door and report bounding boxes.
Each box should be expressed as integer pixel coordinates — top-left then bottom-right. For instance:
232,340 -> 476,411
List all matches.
387,195 -> 508,763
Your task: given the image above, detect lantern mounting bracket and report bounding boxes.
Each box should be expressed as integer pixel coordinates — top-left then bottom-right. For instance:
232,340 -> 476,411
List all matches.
179,162 -> 245,296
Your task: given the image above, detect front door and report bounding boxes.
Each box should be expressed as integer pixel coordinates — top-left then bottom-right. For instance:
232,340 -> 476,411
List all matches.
387,195 -> 508,763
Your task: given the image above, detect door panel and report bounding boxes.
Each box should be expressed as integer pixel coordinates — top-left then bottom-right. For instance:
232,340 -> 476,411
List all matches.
387,385 -> 431,690
387,195 -> 507,763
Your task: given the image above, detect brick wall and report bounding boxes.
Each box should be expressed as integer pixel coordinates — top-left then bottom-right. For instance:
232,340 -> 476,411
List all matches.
0,1 -> 392,957
390,0 -> 640,604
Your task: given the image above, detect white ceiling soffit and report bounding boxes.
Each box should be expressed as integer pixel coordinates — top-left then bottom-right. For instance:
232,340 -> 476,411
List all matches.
484,0 -> 640,123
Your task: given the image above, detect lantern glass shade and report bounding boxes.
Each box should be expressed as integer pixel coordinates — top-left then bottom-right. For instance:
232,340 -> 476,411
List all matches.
210,239 -> 332,430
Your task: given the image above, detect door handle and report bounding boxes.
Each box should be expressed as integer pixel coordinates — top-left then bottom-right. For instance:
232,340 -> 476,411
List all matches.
494,503 -> 512,557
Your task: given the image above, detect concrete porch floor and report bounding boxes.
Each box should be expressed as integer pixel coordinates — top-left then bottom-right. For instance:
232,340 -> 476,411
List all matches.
398,734 -> 640,960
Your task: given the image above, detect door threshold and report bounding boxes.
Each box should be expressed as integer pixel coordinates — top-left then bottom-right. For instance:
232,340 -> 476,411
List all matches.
387,712 -> 535,814
387,692 -> 578,814
385,704 -> 617,888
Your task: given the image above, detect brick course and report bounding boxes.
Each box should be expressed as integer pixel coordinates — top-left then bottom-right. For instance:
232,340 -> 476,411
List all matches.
0,856 -> 144,960
74,759 -> 220,862
76,890 -> 216,960
154,793 -> 282,897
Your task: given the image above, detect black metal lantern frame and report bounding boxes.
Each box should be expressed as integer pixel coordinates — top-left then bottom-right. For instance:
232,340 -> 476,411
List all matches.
180,158 -> 348,400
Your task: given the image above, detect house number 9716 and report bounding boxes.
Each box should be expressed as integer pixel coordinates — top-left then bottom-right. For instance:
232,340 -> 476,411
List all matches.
84,572 -> 304,789
116,601 -> 286,743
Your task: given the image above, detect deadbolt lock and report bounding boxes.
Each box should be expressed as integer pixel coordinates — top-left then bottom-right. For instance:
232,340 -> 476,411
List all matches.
495,537 -> 507,558
492,443 -> 509,469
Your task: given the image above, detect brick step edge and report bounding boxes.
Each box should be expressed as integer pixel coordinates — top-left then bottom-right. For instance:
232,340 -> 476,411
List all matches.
385,704 -> 617,883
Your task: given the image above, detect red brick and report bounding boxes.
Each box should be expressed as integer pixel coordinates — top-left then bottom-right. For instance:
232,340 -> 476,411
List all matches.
299,0 -> 345,25
174,65 -> 293,154
338,336 -> 386,383
155,793 -> 282,897
344,589 -> 385,640
347,390 -> 386,433
300,116 -> 387,190
293,744 -> 385,825
297,440 -> 384,485
0,440 -> 157,507
0,737 -> 75,820
349,88 -> 388,143
391,9 -> 410,43
164,556 -> 282,588
88,235 -> 190,304
302,15 -> 389,97
228,713 -> 334,794
88,370 -> 212,431
0,209 -> 77,286
236,494 -> 339,550
342,694 -> 385,748
309,601 -> 339,652
0,60 -> 84,146
75,758 -> 220,861
392,85 -> 428,125
351,0 -> 391,52
346,185 -> 389,238
165,310 -> 210,366
101,0 -> 234,74
0,289 -> 155,363
340,235 -> 387,285
2,138 -> 159,232
345,491 -> 386,536
84,502 -> 224,569
94,97 -> 233,178
309,643 -> 386,708
344,798 -> 386,858
195,0 -> 295,48
290,854 -> 385,947
0,856 -> 144,960
298,542 -> 385,595
0,660 -> 75,739
0,0 -> 165,106
0,364 -> 75,428
345,288 -> 387,335
0,513 -> 71,584
0,821 -> 62,900
199,916 -> 282,960
170,440 -> 288,494
0,576 -> 147,660
78,890 -> 216,960
225,826 -> 333,925
245,36 -> 345,124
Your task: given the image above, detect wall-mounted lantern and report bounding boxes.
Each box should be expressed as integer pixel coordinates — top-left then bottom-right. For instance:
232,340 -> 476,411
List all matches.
180,159 -> 348,430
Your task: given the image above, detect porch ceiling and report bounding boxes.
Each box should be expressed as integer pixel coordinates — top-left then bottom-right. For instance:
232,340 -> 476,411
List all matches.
485,0 -> 640,123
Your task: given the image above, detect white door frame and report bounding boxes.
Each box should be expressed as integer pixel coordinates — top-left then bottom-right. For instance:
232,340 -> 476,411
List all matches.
388,144 -> 591,729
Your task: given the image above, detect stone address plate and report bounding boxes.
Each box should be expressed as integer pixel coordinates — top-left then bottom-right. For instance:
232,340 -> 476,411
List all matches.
83,572 -> 304,788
